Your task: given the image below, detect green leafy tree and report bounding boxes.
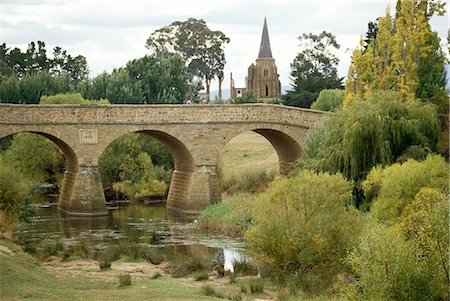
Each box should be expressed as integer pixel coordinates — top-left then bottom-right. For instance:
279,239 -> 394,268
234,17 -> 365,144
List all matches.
146,18 -> 230,102
98,133 -> 173,200
3,133 -> 65,184
105,68 -> 144,104
310,88 -> 345,111
307,91 -> 440,182
283,31 -> 343,108
246,170 -> 362,283
125,55 -> 189,103
0,156 -> 33,232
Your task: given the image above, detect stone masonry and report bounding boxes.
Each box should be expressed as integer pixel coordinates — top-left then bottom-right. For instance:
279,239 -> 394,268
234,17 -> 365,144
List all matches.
0,104 -> 326,216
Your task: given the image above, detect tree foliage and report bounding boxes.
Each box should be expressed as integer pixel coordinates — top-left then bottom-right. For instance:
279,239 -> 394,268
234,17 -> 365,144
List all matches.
345,1 -> 447,109
283,31 -> 343,108
146,18 -> 230,102
310,88 -> 345,111
304,91 -> 440,182
98,133 -> 173,200
246,170 -> 362,279
0,41 -> 88,81
81,55 -> 189,104
3,133 -> 65,184
363,155 -> 448,225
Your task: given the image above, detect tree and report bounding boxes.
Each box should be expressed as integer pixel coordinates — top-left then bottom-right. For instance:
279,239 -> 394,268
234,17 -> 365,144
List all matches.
345,1 -> 447,108
105,68 -> 144,104
310,88 -> 345,111
283,31 -> 343,108
305,91 -> 440,183
146,18 -> 230,102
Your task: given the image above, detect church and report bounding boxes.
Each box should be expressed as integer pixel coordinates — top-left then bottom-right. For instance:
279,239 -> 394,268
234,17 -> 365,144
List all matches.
230,17 -> 281,100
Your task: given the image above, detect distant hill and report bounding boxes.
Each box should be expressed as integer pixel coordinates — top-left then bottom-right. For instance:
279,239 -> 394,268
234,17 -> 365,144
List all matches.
210,85 -> 292,100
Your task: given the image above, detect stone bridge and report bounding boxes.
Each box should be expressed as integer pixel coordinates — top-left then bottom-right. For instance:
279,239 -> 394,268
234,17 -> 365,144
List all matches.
0,104 -> 326,216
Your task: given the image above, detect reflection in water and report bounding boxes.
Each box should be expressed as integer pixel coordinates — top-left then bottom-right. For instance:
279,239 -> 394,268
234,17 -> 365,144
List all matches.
15,201 -> 246,264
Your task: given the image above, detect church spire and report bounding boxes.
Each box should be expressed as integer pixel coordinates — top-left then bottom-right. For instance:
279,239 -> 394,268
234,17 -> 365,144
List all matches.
257,17 -> 273,59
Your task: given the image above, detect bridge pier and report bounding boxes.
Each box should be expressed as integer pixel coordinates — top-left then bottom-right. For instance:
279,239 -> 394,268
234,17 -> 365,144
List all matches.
58,165 -> 107,217
167,165 -> 221,215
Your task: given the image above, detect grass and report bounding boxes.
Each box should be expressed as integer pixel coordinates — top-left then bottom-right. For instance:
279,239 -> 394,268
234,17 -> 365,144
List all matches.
198,193 -> 255,236
0,240 -> 222,301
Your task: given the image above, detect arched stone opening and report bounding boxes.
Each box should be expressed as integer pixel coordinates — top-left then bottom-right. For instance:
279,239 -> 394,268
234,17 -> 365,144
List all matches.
0,131 -> 87,215
99,130 -> 195,213
217,131 -> 279,195
252,129 -> 302,175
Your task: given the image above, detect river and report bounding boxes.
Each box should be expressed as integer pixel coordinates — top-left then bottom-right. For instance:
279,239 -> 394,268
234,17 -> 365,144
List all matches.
14,195 -> 247,271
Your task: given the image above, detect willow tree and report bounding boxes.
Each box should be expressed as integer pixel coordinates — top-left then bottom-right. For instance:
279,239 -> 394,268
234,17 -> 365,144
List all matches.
345,0 -> 447,107
308,91 -> 440,182
146,18 -> 230,102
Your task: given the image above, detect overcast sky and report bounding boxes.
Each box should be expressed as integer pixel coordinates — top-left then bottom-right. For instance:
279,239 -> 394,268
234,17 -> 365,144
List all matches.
1,0 -> 448,92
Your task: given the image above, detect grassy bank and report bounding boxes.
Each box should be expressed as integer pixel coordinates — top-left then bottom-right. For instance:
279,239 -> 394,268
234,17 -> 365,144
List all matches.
0,239 -> 287,301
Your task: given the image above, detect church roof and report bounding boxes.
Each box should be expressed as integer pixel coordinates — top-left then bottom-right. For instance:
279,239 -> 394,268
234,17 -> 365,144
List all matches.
257,17 -> 273,59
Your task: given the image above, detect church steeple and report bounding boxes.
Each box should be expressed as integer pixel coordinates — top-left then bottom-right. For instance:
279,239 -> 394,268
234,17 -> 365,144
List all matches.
257,17 -> 273,59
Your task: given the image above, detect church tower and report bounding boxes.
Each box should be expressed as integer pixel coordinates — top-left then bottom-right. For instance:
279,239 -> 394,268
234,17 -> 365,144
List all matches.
230,17 -> 281,100
246,17 -> 281,99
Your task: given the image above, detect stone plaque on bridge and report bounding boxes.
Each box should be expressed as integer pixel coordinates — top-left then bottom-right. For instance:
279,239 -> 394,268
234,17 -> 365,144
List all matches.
79,129 -> 98,144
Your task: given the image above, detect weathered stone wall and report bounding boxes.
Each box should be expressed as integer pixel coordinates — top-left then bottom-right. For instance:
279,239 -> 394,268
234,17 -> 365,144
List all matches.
0,104 -> 326,216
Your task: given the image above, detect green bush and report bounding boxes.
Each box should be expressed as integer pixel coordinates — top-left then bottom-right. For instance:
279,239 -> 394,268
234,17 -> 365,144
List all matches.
40,92 -> 109,104
364,155 -> 449,224
345,221 -> 446,300
245,170 -> 362,284
310,89 -> 345,111
221,167 -> 277,194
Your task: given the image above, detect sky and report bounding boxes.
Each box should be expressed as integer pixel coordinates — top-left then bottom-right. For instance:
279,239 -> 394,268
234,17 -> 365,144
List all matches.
1,0 -> 449,93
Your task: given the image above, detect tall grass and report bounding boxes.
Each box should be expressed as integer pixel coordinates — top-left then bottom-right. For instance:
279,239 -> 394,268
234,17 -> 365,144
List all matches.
220,167 -> 277,194
198,193 -> 255,236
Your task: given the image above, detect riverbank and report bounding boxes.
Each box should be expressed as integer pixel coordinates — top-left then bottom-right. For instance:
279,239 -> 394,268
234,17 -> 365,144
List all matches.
0,239 -> 279,301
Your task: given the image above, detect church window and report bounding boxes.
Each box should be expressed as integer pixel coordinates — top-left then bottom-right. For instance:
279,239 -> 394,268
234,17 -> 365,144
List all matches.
263,67 -> 269,77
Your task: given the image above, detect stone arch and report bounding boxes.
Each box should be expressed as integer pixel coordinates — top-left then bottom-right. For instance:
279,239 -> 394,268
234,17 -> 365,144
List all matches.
99,129 -> 195,212
0,130 -> 80,214
222,127 -> 303,176
252,129 -> 302,175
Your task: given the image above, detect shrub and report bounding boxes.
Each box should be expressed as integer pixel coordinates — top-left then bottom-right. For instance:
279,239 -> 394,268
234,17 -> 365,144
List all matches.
140,247 -> 163,265
193,272 -> 209,281
365,155 -> 449,225
310,88 -> 345,111
118,273 -> 132,286
245,170 -> 362,284
249,279 -> 265,294
166,256 -> 210,278
221,167 -> 277,194
346,222 -> 444,300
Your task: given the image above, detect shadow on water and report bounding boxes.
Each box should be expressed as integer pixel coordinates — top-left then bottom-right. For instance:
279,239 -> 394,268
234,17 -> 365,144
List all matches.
15,196 -> 247,269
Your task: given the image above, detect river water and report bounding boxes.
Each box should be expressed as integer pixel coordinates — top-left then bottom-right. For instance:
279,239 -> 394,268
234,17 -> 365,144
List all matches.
14,195 -> 247,271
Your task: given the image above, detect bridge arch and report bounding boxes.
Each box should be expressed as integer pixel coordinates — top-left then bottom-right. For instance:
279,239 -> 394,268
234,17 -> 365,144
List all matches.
99,129 -> 195,212
0,130 -> 81,214
222,126 -> 304,176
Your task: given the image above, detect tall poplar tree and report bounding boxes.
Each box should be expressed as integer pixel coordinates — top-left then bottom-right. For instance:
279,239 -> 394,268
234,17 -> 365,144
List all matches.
345,0 -> 447,108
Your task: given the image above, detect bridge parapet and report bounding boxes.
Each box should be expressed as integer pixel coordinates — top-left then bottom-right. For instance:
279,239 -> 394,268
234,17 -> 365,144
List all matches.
0,104 -> 325,128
